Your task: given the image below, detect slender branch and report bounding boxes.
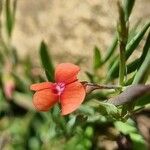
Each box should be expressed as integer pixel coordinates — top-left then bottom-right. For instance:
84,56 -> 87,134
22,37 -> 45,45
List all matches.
81,81 -> 122,94
85,83 -> 121,90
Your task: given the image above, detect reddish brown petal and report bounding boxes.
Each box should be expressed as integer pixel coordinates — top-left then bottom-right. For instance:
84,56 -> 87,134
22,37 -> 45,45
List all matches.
33,89 -> 58,111
30,82 -> 53,91
61,81 -> 86,115
55,63 -> 80,84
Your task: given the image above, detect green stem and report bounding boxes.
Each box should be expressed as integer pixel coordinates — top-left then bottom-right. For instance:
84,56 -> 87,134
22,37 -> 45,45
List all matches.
119,43 -> 126,85
117,2 -> 128,85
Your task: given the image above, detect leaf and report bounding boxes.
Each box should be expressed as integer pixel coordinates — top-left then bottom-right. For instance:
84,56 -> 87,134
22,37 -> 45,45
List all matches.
115,121 -> 137,134
99,102 -> 119,115
0,50 -> 4,64
126,45 -> 150,110
92,101 -> 120,119
115,120 -> 147,150
124,73 -> 135,86
93,46 -> 102,70
116,121 -> 147,150
137,31 -> 150,69
108,55 -> 118,70
5,0 -> 16,37
128,20 -> 141,42
78,105 -> 95,116
123,0 -> 135,21
13,92 -> 34,111
67,116 -> 76,132
84,126 -> 93,138
85,71 -> 94,82
86,92 -> 107,101
107,60 -> 119,80
136,93 -> 150,106
126,22 -> 150,59
13,74 -> 29,92
11,47 -> 18,65
0,89 -> 10,111
107,85 -> 150,106
103,34 -> 118,64
39,41 -> 54,81
107,22 -> 150,80
133,49 -> 150,84
126,31 -> 150,74
99,102 -> 120,119
130,133 -> 147,150
107,21 -> 141,76
126,58 -> 139,74
75,114 -> 88,125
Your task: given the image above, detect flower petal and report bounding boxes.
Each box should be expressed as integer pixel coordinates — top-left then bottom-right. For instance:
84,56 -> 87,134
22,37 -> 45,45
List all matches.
55,63 -> 80,84
33,89 -> 58,111
61,81 -> 86,115
30,82 -> 53,91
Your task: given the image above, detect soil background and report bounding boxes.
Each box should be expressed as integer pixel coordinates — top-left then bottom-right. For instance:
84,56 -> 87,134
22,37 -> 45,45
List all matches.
11,0 -> 150,69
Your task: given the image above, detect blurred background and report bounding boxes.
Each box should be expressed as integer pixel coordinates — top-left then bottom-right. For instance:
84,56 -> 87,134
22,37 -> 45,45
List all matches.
0,0 -> 150,150
11,0 -> 150,66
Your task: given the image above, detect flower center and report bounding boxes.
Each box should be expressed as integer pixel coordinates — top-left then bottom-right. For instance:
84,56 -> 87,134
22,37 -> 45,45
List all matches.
55,83 -> 65,95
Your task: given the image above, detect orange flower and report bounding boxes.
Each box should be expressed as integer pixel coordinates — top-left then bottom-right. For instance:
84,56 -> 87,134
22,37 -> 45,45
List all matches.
30,63 -> 86,115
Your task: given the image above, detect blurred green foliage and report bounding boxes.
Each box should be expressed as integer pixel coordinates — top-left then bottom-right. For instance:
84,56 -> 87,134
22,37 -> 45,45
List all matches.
0,0 -> 149,150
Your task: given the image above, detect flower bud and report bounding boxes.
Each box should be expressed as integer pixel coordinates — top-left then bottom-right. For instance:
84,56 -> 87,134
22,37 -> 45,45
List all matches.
2,74 -> 15,100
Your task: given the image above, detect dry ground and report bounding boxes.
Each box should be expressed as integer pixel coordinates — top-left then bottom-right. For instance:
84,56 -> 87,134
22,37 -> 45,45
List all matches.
11,0 -> 150,70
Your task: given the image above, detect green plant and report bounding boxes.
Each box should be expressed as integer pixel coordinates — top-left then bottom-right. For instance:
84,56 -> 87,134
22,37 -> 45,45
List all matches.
0,0 -> 149,149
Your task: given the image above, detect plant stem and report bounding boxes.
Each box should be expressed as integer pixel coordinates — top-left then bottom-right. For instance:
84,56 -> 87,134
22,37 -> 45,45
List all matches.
119,42 -> 126,85
86,83 -> 121,90
83,82 -> 122,94
117,1 -> 128,86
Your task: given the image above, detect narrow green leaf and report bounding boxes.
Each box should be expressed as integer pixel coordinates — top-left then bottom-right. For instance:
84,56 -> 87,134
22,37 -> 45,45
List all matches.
93,46 -> 102,70
128,20 -> 141,42
103,34 -> 118,64
126,22 -> 150,59
127,31 -> 150,74
39,41 -> 54,81
124,36 -> 150,113
11,47 -> 18,65
0,0 -> 2,15
123,0 -> 135,21
5,0 -> 13,37
85,71 -> 94,82
108,55 -> 118,70
0,50 -> 4,64
106,60 -> 119,81
86,92 -> 107,101
13,74 -> 29,92
107,22 -> 141,74
12,0 -> 17,20
136,93 -> 150,106
133,48 -> 150,84
124,73 -> 135,86
107,22 -> 150,80
0,89 -> 10,111
127,58 -> 139,74
13,92 -> 34,111
137,31 -> 150,69
98,101 -> 120,119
